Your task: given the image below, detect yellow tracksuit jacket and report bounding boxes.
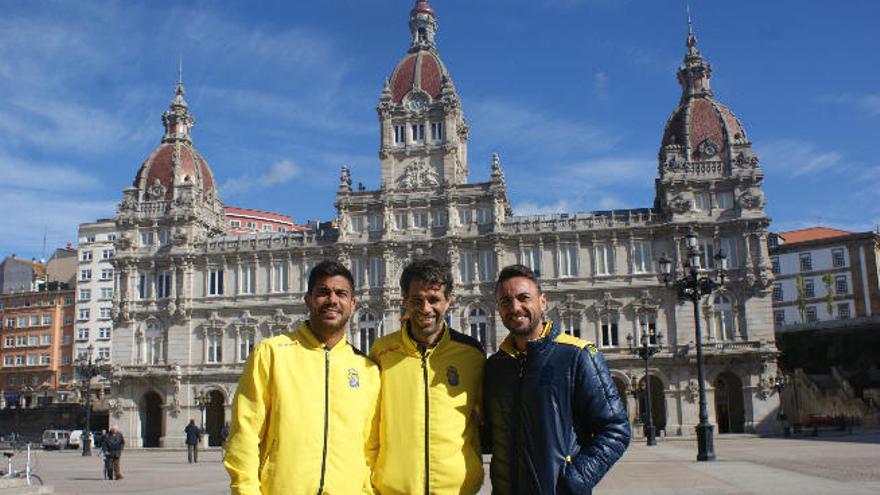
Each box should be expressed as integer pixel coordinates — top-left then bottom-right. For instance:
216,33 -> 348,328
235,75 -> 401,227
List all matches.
224,322 -> 380,495
369,323 -> 485,495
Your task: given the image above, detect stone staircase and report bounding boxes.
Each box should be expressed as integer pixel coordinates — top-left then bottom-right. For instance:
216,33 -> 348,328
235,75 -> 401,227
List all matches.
790,367 -> 880,426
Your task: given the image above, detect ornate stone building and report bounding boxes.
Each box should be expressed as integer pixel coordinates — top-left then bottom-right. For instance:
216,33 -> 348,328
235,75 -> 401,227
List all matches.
110,1 -> 780,447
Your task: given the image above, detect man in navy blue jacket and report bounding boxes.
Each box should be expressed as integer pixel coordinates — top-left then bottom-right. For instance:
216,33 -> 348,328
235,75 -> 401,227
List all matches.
484,265 -> 630,494
184,419 -> 202,464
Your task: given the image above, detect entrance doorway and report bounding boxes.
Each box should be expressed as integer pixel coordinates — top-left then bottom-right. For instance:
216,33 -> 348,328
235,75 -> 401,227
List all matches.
141,391 -> 163,447
205,390 -> 225,446
638,375 -> 667,435
715,372 -> 745,433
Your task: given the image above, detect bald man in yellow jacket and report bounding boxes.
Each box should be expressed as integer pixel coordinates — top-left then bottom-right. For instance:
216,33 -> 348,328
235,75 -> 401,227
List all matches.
224,261 -> 380,495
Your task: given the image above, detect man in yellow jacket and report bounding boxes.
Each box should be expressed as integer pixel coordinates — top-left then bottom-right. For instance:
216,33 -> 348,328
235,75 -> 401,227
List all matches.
369,258 -> 485,494
224,260 -> 380,495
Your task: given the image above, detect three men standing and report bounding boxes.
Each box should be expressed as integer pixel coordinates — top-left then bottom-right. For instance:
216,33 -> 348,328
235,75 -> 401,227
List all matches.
369,259 -> 485,494
224,261 -> 380,495
483,265 -> 631,493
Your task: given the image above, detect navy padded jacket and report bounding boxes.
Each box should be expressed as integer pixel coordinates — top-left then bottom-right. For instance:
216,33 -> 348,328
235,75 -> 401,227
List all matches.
483,322 -> 630,494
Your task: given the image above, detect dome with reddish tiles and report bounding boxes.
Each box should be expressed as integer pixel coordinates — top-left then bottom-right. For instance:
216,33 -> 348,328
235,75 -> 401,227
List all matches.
389,50 -> 447,104
660,31 -> 748,163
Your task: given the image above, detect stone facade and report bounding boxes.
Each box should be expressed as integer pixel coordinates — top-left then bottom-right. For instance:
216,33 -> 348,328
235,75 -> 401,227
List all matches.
109,2 -> 780,447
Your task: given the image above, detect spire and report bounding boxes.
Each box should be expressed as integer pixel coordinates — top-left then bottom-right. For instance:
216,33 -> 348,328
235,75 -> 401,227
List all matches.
409,1 -> 437,51
676,6 -> 712,100
162,61 -> 195,144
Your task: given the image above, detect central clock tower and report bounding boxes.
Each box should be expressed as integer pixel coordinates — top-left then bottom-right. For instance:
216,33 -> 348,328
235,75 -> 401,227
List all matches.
377,0 -> 469,190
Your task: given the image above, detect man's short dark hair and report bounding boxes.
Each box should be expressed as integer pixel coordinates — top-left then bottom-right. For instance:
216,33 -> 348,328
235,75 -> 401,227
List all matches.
495,264 -> 542,293
308,260 -> 355,293
400,258 -> 453,298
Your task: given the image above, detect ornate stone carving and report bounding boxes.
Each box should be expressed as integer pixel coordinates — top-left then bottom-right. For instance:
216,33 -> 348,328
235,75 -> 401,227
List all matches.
396,160 -> 441,190
669,194 -> 690,214
339,166 -> 352,193
698,138 -> 720,158
734,152 -> 760,169
147,179 -> 166,200
739,190 -> 764,210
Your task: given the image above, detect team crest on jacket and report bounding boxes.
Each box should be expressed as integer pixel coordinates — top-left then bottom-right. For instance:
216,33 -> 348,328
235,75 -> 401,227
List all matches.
348,368 -> 360,388
447,366 -> 459,386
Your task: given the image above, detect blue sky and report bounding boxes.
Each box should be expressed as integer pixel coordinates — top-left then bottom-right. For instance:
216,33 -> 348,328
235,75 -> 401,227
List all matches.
1,0 -> 878,260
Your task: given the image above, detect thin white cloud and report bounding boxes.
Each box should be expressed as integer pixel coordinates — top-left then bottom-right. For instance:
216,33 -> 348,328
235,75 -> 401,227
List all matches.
512,200 -> 576,216
593,71 -> 610,102
221,160 -> 302,196
820,92 -> 880,118
757,139 -> 845,178
0,153 -> 100,191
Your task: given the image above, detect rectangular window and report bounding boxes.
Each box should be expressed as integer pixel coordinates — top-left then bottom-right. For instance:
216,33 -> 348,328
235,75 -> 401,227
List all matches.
156,271 -> 172,299
805,306 -> 818,323
771,257 -> 780,275
799,253 -> 812,272
262,224 -> 273,232
18,316 -> 27,328
413,211 -> 428,228
804,278 -> 815,298
81,251 -> 93,261
5,318 -> 14,328
138,272 -> 148,299
100,268 -> 113,280
41,315 -> 52,326
719,237 -> 739,268
107,234 -> 116,241
368,214 -> 383,232
639,314 -> 658,345
395,213 -> 407,230
16,336 -> 26,346
29,315 -> 39,327
40,353 -> 50,365
246,222 -> 256,230
432,211 -> 446,228
835,275 -> 848,295
460,251 -> 476,283
62,354 -> 71,365
41,334 -> 51,345
240,333 -> 255,362
773,310 -> 785,328
478,250 -> 495,282
273,263 -> 289,293
716,191 -> 734,209
140,231 -> 153,246
694,192 -> 711,211
207,334 -> 222,363
521,246 -> 542,278
63,334 -> 71,345
208,269 -> 224,296
560,244 -> 579,277
28,335 -> 38,346
837,303 -> 851,319
632,241 -> 651,274
351,258 -> 365,288
100,287 -> 113,299
351,216 -> 365,232
80,269 -> 92,282
64,296 -> 73,306
79,289 -> 91,301
368,257 -> 385,287
78,308 -> 90,321
600,316 -> 619,347
459,208 -> 473,225
594,244 -> 610,276
230,220 -> 241,229
64,315 -> 73,326
3,356 -> 12,366
4,336 -> 14,347
99,327 -> 111,339
101,249 -> 114,259
15,355 -> 24,365
98,347 -> 110,360
157,229 -> 170,246
239,265 -> 256,294
60,374 -> 68,384
393,124 -> 406,145
27,355 -> 38,365
699,239 -> 716,269
832,248 -> 846,268
772,284 -> 783,302
476,207 -> 492,225
99,307 -> 112,319
77,328 -> 89,340
430,121 -> 444,142
411,123 -> 425,142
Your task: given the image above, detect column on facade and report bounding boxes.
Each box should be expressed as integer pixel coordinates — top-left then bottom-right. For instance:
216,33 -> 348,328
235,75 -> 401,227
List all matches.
741,230 -> 754,274
252,254 -> 260,295
627,234 -> 636,275
553,235 -> 562,279
201,327 -> 209,363
234,325 -> 241,363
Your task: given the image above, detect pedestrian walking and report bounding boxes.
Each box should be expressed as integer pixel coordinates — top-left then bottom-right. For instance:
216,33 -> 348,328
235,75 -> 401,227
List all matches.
103,425 -> 125,480
220,422 -> 230,458
184,419 -> 202,463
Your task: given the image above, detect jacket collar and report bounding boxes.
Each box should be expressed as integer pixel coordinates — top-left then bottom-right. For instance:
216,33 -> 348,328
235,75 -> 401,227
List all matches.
499,321 -> 558,357
297,320 -> 350,354
401,319 -> 450,356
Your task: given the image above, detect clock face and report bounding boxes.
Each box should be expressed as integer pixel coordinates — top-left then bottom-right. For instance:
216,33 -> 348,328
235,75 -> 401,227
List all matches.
408,93 -> 429,112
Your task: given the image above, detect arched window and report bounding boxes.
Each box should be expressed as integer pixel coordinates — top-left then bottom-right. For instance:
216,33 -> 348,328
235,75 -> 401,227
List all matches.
713,294 -> 735,341
638,312 -> 658,345
358,312 -> 378,353
467,307 -> 489,348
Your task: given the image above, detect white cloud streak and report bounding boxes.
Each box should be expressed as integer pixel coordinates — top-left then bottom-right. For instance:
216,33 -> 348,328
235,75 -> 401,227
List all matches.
757,139 -> 845,178
221,160 -> 302,196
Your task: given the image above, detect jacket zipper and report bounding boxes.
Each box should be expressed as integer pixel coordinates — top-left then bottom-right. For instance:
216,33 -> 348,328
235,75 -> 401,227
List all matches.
421,348 -> 430,495
514,352 -> 527,494
318,347 -> 330,494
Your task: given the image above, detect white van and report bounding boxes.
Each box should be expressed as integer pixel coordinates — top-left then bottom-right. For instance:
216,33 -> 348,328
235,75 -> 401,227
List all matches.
68,430 -> 84,449
41,430 -> 70,450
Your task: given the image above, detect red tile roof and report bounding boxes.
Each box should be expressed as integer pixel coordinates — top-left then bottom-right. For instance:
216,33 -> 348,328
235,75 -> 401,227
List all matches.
778,227 -> 853,244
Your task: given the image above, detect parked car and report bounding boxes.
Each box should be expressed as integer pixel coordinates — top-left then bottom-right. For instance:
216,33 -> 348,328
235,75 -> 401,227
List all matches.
41,430 -> 71,450
68,430 -> 83,449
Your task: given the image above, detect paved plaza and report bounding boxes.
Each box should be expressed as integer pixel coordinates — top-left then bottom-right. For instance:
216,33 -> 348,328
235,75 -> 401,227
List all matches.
14,432 -> 880,494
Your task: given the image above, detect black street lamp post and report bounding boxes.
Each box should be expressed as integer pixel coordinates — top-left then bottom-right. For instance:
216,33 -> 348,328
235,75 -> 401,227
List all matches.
627,328 -> 664,446
771,373 -> 791,437
659,231 -> 727,462
75,344 -> 111,456
195,390 -> 211,430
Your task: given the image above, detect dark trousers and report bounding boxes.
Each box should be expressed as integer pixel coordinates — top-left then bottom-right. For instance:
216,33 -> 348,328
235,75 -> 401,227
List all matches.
187,444 -> 199,463
107,456 -> 122,479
